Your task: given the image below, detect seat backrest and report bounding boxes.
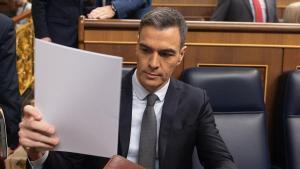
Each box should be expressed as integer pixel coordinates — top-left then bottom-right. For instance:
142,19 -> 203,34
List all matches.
180,67 -> 270,169
122,67 -> 134,78
283,70 -> 300,169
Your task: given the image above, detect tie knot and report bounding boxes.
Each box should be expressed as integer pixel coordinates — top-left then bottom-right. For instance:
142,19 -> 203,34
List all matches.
146,93 -> 158,106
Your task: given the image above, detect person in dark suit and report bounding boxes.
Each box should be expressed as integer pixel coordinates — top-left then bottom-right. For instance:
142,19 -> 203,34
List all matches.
32,0 -> 151,48
32,0 -> 83,47
0,14 -> 21,151
20,8 -> 237,169
88,0 -> 151,19
211,0 -> 278,22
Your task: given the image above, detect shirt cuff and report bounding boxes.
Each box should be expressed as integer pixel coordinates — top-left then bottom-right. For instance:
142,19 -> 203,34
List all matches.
28,151 -> 49,169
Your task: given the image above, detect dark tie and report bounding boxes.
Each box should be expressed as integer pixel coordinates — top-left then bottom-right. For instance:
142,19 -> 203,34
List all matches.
138,93 -> 158,169
253,0 -> 263,22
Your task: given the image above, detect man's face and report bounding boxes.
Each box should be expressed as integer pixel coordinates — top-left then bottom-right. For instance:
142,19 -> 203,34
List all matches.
136,26 -> 186,93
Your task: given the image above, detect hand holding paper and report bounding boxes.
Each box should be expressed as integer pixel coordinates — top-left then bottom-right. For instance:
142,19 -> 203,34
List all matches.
19,105 -> 58,160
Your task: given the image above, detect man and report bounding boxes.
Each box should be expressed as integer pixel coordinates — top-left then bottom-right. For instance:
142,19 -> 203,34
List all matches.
32,0 -> 150,48
88,0 -> 151,19
0,14 -> 21,151
211,0 -> 278,22
20,8 -> 237,169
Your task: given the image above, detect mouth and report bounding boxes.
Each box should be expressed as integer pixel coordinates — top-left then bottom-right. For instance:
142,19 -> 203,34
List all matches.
144,71 -> 160,79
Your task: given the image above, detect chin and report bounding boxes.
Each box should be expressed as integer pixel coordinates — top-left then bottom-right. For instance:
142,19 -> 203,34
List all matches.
147,83 -> 164,92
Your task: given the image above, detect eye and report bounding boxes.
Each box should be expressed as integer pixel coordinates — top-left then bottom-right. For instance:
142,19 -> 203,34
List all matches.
159,51 -> 175,58
139,46 -> 152,54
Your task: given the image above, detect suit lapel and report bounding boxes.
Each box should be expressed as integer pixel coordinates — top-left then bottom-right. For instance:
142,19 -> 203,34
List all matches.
118,70 -> 134,157
242,0 -> 253,17
158,79 -> 180,168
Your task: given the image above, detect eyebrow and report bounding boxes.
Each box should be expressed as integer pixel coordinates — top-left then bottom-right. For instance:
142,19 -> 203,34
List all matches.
139,43 -> 177,54
139,43 -> 151,49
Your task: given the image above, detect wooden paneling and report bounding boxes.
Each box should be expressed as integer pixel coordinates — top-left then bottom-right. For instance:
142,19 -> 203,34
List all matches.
277,0 -> 300,6
283,48 -> 300,72
152,0 -> 215,20
0,0 -> 16,16
79,19 -> 300,160
153,0 -> 300,20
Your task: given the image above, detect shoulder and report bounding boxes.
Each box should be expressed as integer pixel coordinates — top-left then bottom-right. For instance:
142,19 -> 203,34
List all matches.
169,79 -> 212,120
172,78 -> 205,93
171,79 -> 208,103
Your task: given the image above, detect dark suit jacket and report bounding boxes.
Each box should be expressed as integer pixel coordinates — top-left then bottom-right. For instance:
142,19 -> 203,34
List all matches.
95,0 -> 151,19
32,0 -> 82,47
29,70 -> 236,169
211,0 -> 278,22
0,14 -> 21,149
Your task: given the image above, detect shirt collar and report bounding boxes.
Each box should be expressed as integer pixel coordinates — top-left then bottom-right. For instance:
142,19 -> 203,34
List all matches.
132,70 -> 170,102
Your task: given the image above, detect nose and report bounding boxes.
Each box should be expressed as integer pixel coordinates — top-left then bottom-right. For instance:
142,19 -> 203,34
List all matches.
149,52 -> 159,69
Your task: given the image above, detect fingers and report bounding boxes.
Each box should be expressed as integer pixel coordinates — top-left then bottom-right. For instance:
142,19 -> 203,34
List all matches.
19,129 -> 59,149
19,122 -> 58,143
19,105 -> 59,157
23,105 -> 42,121
88,6 -> 115,19
20,137 -> 56,150
22,105 -> 56,136
19,120 -> 56,138
41,37 -> 52,42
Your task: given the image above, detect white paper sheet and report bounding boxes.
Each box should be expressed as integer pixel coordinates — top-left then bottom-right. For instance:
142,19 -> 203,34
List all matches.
35,39 -> 123,158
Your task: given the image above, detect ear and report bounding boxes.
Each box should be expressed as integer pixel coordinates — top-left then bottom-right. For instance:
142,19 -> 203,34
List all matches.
177,45 -> 187,65
136,34 -> 140,54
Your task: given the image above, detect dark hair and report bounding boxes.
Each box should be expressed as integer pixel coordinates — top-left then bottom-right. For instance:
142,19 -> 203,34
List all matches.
139,7 -> 188,48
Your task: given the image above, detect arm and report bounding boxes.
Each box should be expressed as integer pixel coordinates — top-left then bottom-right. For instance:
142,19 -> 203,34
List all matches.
196,91 -> 237,169
0,15 -> 21,149
32,0 -> 51,40
112,0 -> 147,19
211,0 -> 230,21
88,0 -> 147,19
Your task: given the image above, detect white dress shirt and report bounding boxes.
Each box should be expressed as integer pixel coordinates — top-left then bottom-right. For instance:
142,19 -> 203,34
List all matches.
127,70 -> 170,169
28,151 -> 48,169
102,0 -> 106,6
29,70 -> 170,169
249,0 -> 267,22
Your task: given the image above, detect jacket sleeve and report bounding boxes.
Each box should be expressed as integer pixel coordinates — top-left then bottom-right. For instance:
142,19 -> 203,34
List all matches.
25,152 -> 109,169
32,0 -> 49,38
112,0 -> 147,19
195,91 -> 238,169
0,14 -> 21,149
211,0 -> 230,21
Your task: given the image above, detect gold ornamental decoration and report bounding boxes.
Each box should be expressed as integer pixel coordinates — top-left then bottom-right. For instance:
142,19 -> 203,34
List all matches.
15,18 -> 34,95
